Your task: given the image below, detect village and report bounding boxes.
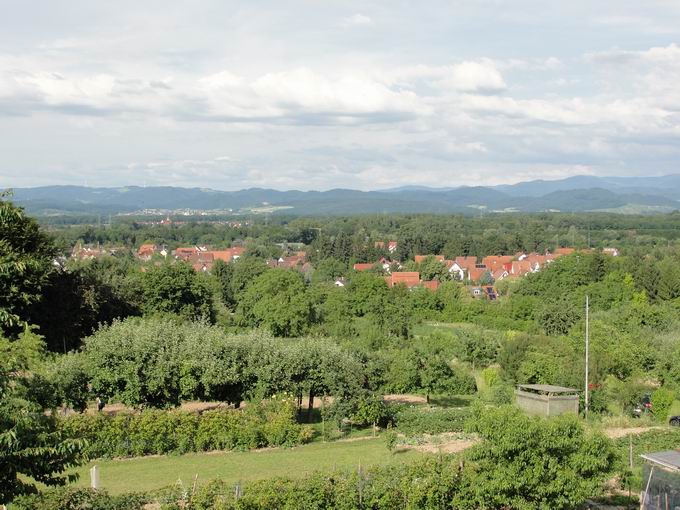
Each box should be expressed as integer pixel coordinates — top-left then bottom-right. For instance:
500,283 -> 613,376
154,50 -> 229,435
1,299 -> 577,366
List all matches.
69,237 -> 621,300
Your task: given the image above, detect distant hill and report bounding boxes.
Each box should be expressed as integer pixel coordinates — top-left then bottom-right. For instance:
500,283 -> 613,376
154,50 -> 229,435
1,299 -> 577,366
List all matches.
6,174 -> 680,216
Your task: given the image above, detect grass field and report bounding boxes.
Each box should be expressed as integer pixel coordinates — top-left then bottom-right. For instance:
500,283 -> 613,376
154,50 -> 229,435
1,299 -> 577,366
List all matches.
72,438 -> 424,495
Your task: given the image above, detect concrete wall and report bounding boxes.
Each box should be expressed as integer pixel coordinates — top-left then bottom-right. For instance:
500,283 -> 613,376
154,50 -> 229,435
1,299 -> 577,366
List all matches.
515,389 -> 579,417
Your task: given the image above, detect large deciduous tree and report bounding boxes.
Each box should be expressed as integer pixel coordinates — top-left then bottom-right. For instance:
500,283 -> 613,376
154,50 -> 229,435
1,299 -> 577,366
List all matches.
141,262 -> 215,322
236,269 -> 312,337
0,193 -> 56,336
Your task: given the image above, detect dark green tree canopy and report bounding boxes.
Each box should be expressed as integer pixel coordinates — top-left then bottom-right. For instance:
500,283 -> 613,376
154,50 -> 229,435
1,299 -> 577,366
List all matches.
141,262 -> 215,322
0,194 -> 56,336
236,269 -> 312,337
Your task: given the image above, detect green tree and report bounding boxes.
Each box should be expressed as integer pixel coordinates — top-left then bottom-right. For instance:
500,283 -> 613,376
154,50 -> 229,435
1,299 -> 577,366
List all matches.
418,255 -> 449,282
229,256 -> 269,300
311,284 -> 355,337
0,330 -> 85,503
456,405 -> 615,510
28,260 -> 141,352
435,280 -> 463,320
237,269 -> 312,337
348,271 -> 389,318
141,263 -> 215,322
419,354 -> 458,403
310,258 -> 346,284
0,194 -> 56,336
537,297 -> 580,336
384,285 -> 414,339
179,327 -> 253,407
651,388 -> 675,422
84,317 -> 186,408
211,259 -> 235,308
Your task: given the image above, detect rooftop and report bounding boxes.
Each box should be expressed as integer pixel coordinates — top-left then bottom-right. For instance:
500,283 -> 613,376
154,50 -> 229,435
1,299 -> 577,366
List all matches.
517,384 -> 579,394
641,450 -> 680,471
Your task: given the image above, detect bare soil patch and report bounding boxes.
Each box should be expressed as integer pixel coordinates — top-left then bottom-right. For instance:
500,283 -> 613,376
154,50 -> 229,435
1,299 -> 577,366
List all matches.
400,433 -> 478,454
383,394 -> 427,405
603,426 -> 663,439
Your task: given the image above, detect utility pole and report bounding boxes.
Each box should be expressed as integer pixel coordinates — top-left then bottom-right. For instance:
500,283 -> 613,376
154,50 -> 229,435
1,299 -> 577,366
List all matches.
584,294 -> 590,420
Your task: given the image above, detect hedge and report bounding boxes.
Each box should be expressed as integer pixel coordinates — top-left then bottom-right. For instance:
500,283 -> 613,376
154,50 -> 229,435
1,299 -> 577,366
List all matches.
11,488 -> 149,510
60,398 -> 312,458
393,406 -> 471,435
15,457 -> 461,510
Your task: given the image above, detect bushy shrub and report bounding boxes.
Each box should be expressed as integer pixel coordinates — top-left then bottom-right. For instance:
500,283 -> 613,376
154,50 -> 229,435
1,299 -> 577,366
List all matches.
11,487 -> 149,510
457,405 -> 616,509
60,398 -> 310,459
188,456 -> 461,510
350,393 -> 391,427
652,387 -> 675,422
481,366 -> 500,388
393,406 -> 471,435
487,384 -> 514,405
449,369 -> 477,395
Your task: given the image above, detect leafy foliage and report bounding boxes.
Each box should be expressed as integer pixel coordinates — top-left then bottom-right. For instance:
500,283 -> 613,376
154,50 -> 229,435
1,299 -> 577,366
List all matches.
236,269 -> 312,336
0,194 -> 56,335
12,487 -> 149,510
393,406 -> 470,435
82,317 -> 363,410
0,330 -> 85,503
141,262 -> 215,322
456,405 -> 616,510
60,398 -> 310,458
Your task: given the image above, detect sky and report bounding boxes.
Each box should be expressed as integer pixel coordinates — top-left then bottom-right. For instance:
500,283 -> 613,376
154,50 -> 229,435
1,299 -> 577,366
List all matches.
1,1 -> 680,191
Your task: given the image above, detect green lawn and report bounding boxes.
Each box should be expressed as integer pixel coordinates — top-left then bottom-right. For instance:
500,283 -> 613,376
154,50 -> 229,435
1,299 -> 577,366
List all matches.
72,438 -> 423,495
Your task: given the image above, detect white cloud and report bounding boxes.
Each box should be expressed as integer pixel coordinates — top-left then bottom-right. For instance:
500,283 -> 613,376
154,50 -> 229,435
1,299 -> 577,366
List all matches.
341,13 -> 373,27
586,43 -> 680,65
433,60 -> 506,93
1,2 -> 680,190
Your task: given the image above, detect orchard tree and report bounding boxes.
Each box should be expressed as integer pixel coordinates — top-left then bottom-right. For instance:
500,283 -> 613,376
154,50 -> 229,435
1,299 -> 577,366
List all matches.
180,328 -> 253,406
418,354 -> 457,403
84,317 -> 186,408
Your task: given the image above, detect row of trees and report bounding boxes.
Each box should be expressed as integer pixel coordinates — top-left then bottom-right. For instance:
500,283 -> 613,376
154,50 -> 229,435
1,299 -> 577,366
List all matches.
54,317 -> 476,414
50,210 -> 680,261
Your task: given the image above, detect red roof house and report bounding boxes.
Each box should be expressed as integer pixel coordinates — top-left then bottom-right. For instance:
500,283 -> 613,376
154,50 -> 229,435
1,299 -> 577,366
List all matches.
388,272 -> 421,288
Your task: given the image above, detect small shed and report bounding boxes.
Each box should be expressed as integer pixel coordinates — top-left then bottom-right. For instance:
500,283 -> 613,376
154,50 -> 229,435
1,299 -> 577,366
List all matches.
515,384 -> 579,417
640,450 -> 680,509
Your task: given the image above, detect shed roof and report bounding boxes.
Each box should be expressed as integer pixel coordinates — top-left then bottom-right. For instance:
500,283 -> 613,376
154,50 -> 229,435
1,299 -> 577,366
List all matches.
641,450 -> 680,471
517,384 -> 579,394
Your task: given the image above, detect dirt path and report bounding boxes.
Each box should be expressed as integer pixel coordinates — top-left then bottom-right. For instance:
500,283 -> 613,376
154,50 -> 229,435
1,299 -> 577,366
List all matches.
383,394 -> 427,405
399,433 -> 479,454
603,426 -> 663,439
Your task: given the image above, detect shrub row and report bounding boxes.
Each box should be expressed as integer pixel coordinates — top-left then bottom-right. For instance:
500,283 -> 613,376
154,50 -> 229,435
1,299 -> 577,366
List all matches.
393,406 -> 471,435
60,398 -> 312,458
14,457 -> 461,510
12,488 -> 150,510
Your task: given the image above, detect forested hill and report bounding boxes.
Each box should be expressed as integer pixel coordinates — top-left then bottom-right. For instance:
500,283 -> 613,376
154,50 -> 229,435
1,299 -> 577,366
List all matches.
8,174 -> 680,216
